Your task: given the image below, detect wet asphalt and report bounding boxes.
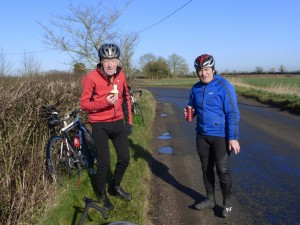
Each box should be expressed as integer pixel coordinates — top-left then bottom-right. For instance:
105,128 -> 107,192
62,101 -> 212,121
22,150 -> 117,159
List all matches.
146,86 -> 300,225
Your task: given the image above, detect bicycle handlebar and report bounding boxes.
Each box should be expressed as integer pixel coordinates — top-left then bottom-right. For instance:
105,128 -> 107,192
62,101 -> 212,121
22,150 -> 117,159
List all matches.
43,106 -> 83,128
64,109 -> 82,120
77,197 -> 108,225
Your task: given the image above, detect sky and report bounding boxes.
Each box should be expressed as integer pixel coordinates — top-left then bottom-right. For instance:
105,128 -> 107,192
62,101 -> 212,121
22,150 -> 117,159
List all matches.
1,0 -> 300,74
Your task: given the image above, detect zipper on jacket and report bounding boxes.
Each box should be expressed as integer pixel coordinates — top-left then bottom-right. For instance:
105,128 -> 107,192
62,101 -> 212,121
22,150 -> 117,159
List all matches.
201,85 -> 207,132
112,81 -> 117,119
113,105 -> 116,118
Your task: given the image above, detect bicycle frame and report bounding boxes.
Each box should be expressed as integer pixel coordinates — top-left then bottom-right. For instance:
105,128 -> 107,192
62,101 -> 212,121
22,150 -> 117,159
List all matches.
60,113 -> 94,169
53,117 -> 81,159
60,111 -> 92,150
66,117 -> 94,153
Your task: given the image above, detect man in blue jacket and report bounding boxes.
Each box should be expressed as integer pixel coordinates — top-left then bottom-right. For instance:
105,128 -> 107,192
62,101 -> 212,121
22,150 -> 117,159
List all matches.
184,54 -> 240,218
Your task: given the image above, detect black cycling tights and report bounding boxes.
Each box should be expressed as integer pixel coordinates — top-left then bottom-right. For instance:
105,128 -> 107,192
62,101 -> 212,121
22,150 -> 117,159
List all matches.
196,134 -> 232,204
92,119 -> 130,192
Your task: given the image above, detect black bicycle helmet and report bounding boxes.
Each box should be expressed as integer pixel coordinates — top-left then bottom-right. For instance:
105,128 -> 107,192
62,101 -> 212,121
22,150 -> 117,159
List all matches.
98,43 -> 120,59
194,54 -> 215,69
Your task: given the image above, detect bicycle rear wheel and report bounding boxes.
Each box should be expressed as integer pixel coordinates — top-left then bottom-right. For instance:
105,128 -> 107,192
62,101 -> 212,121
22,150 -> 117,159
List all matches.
81,125 -> 97,173
132,102 -> 144,125
46,136 -> 75,184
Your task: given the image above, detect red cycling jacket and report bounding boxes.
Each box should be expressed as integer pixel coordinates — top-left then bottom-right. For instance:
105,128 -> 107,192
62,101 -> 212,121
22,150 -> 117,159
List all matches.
80,64 -> 132,124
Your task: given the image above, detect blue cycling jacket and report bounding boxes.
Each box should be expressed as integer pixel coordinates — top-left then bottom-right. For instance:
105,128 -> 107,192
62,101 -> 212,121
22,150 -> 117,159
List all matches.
188,74 -> 240,140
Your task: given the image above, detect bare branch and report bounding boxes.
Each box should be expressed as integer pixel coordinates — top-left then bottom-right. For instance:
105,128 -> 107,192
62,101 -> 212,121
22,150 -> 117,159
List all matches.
0,48 -> 12,76
19,52 -> 41,76
38,1 -> 138,70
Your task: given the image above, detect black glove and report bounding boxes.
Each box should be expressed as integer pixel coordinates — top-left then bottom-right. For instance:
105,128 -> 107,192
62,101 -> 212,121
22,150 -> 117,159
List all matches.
125,122 -> 133,136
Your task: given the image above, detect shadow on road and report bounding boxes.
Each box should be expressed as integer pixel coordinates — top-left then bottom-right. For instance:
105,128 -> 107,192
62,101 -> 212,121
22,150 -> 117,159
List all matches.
129,139 -> 210,210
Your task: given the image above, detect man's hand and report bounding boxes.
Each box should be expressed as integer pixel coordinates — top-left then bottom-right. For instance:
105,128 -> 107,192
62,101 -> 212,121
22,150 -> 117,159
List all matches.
229,140 -> 240,154
183,108 -> 187,120
125,122 -> 133,136
183,107 -> 195,120
106,94 -> 118,105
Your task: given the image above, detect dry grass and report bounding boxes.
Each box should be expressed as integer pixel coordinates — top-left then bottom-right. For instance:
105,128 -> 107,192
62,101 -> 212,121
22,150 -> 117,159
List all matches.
0,74 -> 83,225
267,82 -> 300,97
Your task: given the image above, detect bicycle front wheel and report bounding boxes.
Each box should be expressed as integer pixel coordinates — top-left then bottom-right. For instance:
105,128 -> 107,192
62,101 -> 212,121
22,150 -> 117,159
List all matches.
132,102 -> 144,125
46,135 -> 75,184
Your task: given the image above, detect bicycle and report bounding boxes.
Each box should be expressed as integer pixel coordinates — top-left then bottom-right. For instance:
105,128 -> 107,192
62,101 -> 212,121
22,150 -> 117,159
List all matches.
128,86 -> 144,125
43,106 -> 97,185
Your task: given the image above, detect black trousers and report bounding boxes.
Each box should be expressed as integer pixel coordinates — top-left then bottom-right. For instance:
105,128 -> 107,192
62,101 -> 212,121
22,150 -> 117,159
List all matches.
92,119 -> 130,192
196,134 -> 232,204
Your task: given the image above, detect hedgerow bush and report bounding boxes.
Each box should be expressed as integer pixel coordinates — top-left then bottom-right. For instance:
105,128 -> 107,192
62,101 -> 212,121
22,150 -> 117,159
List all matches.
0,74 -> 82,224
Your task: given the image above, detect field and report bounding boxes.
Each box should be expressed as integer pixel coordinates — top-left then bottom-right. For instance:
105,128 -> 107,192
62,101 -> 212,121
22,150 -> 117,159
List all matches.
134,76 -> 300,113
134,76 -> 300,91
229,77 -> 300,97
234,77 -> 300,87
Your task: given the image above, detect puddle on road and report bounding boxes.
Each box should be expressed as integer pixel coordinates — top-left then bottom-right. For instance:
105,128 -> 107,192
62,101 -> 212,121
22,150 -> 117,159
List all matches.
160,113 -> 168,118
158,146 -> 173,154
157,132 -> 172,140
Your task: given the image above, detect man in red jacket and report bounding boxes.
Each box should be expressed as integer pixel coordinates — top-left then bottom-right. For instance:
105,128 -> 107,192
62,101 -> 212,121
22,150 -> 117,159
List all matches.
80,43 -> 133,211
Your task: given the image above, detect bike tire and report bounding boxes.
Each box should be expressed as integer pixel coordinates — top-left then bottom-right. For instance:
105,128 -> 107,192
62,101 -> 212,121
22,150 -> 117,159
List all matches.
81,125 -> 97,168
46,135 -> 75,184
132,102 -> 144,125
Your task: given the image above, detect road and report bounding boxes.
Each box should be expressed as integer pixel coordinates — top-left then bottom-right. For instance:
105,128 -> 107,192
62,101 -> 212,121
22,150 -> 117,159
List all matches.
145,86 -> 300,225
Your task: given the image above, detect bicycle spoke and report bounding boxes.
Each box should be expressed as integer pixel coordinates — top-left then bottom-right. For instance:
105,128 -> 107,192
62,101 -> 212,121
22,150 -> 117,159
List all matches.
47,137 -> 74,184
